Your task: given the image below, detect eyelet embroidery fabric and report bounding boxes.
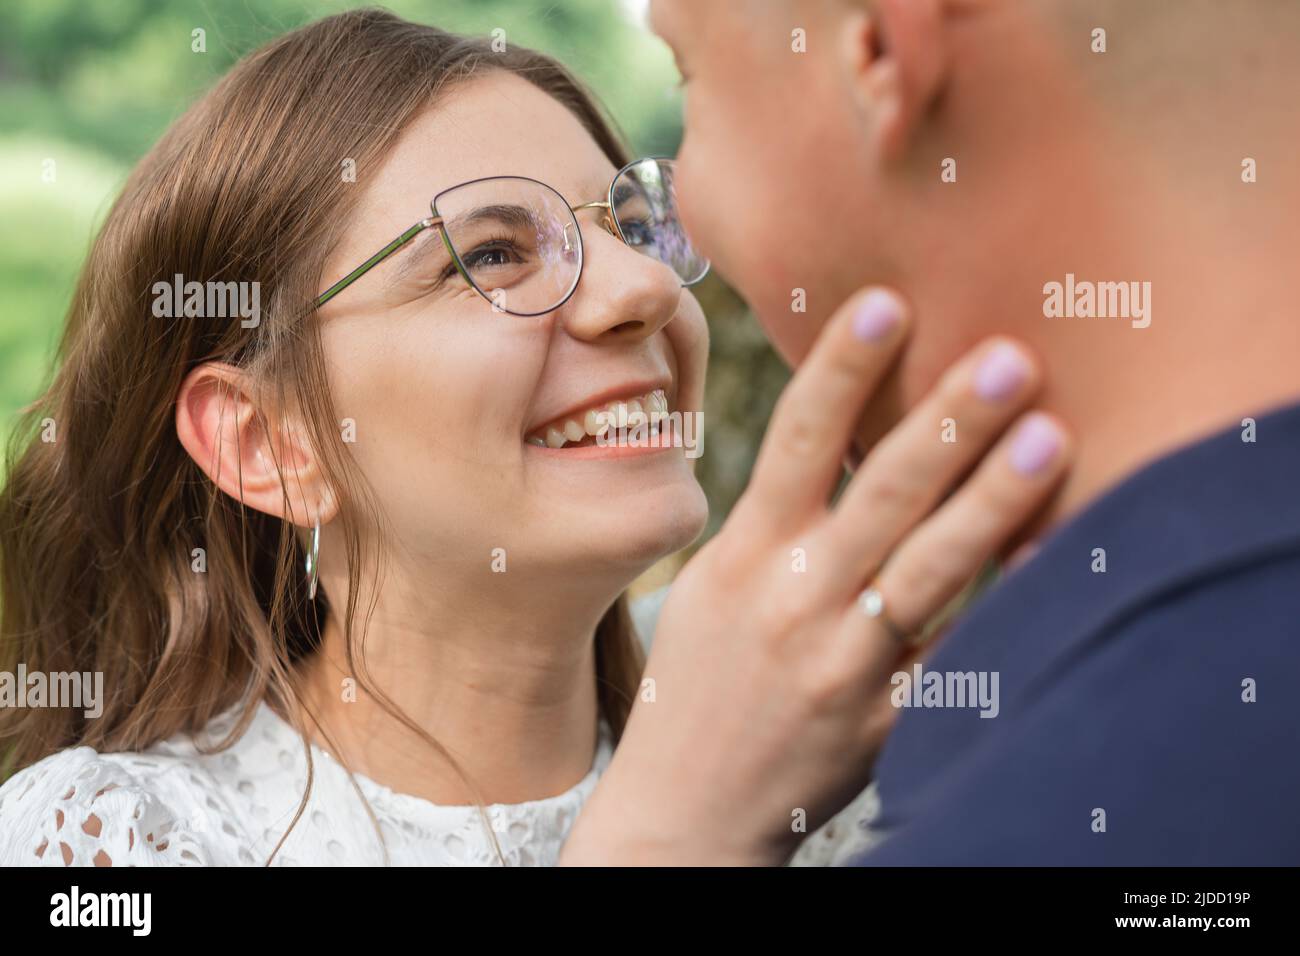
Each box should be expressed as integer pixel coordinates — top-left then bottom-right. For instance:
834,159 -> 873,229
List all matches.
0,697 -> 881,867
0,699 -> 614,867
0,694 -> 881,867
0,594 -> 883,867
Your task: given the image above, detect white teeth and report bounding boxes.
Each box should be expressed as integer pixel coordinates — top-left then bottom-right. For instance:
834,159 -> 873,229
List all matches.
528,388 -> 669,449
584,409 -> 608,437
626,399 -> 647,429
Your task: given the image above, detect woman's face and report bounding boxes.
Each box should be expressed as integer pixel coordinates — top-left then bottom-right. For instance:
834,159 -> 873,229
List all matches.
316,72 -> 709,583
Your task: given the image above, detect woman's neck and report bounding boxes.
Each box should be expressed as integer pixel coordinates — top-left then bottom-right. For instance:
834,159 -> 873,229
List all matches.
289,565 -> 615,806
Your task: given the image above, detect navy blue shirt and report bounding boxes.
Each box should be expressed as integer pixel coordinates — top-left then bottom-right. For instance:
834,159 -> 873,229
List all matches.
853,401 -> 1300,865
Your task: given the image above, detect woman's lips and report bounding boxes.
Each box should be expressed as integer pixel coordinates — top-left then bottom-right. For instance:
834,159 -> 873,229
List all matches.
524,416 -> 681,459
525,388 -> 670,449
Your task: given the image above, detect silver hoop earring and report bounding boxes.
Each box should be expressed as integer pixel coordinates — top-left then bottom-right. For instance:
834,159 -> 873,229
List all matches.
305,516 -> 321,600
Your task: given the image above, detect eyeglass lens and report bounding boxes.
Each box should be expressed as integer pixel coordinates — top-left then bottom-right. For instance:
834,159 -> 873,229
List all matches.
433,160 -> 708,316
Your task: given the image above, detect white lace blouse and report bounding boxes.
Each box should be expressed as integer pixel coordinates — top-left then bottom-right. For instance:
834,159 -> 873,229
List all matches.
0,697 -> 615,867
0,594 -> 883,866
0,694 -> 880,866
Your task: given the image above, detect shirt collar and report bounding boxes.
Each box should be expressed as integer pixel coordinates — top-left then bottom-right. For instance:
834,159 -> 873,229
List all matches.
872,399 -> 1300,818
968,398 -> 1300,667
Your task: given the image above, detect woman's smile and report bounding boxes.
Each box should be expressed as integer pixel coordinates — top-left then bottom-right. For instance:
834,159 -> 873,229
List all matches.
0,9 -> 718,870
525,384 -> 671,448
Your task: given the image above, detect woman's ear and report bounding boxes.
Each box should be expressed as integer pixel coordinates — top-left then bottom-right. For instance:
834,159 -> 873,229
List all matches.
175,362 -> 337,529
838,0 -> 947,162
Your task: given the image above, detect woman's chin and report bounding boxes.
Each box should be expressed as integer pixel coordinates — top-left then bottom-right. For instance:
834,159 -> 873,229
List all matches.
568,481 -> 709,572
632,490 -> 709,563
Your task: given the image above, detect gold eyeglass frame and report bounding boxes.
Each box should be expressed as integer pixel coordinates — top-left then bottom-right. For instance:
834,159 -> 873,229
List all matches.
313,157 -> 709,316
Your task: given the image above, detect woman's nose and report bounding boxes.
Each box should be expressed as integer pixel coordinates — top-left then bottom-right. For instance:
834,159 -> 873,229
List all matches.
561,220 -> 682,343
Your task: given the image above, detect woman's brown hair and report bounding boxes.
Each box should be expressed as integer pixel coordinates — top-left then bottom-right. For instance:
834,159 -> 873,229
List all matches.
0,7 -> 644,863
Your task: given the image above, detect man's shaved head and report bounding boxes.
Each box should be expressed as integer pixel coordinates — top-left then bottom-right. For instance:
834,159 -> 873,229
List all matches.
1051,0 -> 1300,93
651,0 -> 1300,525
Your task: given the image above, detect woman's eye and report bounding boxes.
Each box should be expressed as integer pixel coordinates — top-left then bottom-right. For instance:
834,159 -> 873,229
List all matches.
619,218 -> 655,248
470,249 -> 508,268
463,241 -> 522,271
436,240 -> 522,286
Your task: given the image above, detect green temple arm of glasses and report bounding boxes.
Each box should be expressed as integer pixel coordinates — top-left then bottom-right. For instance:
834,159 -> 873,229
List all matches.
314,216 -> 450,308
313,199 -> 621,309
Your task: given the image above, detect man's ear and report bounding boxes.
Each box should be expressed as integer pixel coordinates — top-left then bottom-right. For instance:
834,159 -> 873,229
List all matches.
838,0 -> 946,162
175,362 -> 337,529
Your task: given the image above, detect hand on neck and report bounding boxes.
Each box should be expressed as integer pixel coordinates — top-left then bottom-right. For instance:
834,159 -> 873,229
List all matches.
850,47 -> 1300,552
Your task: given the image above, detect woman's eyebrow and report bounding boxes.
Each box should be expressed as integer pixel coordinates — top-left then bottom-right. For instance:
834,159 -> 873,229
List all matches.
387,203 -> 538,285
448,203 -> 537,230
611,180 -> 638,206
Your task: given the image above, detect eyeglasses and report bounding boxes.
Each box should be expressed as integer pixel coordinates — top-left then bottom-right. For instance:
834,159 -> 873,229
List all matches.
315,157 -> 709,316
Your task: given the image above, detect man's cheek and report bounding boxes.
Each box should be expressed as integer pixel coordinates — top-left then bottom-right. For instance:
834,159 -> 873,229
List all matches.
675,143 -> 736,271
751,297 -> 821,368
673,146 -> 708,246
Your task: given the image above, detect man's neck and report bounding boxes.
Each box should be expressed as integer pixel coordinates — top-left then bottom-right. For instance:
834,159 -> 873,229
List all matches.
933,163 -> 1298,541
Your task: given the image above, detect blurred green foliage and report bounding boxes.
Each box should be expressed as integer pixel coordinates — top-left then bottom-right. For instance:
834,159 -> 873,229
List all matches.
0,0 -> 691,162
0,0 -> 785,545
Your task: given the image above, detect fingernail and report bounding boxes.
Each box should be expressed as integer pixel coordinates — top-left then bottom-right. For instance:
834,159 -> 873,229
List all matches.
1009,414 -> 1063,475
852,290 -> 902,343
974,343 -> 1030,401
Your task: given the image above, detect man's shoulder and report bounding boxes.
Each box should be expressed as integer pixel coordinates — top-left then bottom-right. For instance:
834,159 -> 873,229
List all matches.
858,548 -> 1300,865
1021,541 -> 1300,707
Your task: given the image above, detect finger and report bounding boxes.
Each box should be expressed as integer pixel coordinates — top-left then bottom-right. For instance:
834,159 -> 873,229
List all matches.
822,337 -> 1042,589
844,411 -> 1071,682
742,288 -> 910,533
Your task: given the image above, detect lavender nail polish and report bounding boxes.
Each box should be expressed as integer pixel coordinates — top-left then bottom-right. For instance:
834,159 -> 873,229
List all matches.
1009,414 -> 1063,475
852,291 -> 902,343
974,344 -> 1030,401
